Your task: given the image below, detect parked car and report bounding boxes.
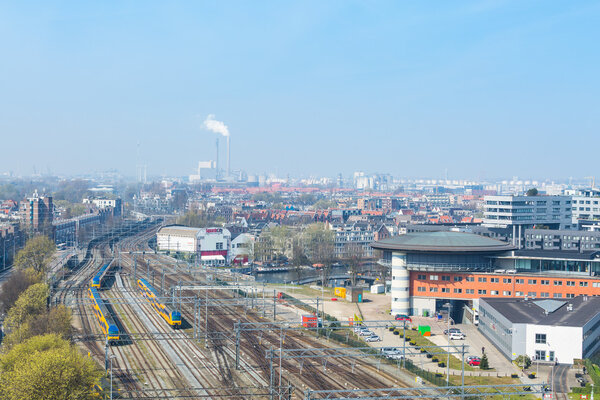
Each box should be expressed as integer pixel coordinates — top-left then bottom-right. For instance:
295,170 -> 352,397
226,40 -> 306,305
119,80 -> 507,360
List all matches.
359,330 -> 374,336
387,353 -> 405,360
449,332 -> 465,340
365,335 -> 381,342
381,347 -> 400,356
444,328 -> 462,335
395,314 -> 412,322
467,357 -> 481,366
466,355 -> 478,363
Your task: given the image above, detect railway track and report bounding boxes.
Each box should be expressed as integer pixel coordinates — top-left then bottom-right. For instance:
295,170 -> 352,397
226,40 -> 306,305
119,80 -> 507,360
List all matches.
118,243 -> 409,399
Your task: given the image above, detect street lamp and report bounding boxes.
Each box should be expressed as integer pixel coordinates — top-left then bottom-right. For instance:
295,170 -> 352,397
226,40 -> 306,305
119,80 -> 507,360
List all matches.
109,354 -> 117,400
444,302 -> 452,386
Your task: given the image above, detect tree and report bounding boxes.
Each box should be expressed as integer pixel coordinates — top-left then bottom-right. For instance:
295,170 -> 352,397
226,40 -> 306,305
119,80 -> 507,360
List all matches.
176,210 -> 224,228
14,236 -> 55,275
5,283 -> 49,330
345,242 -> 364,287
526,188 -> 538,196
0,334 -> 102,400
267,225 -> 292,261
514,354 -> 531,370
303,223 -> 335,287
0,269 -> 41,314
480,353 -> 490,370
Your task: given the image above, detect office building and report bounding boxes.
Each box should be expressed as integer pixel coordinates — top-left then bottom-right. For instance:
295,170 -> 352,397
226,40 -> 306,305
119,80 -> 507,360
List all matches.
20,191 -> 53,232
479,296 -> 600,364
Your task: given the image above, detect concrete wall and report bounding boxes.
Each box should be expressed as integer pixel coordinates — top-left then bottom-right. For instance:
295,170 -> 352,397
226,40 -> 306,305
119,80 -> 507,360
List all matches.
524,324 -> 582,364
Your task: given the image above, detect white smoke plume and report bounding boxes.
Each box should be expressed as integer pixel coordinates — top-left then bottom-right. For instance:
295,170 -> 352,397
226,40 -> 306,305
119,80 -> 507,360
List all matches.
203,114 -> 229,137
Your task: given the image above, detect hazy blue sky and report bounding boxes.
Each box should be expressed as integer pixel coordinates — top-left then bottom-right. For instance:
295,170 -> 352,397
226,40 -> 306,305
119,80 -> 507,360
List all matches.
1,1 -> 599,180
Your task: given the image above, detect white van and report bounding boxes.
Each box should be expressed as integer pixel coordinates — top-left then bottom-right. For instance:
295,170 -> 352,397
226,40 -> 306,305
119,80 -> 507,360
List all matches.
449,332 -> 465,340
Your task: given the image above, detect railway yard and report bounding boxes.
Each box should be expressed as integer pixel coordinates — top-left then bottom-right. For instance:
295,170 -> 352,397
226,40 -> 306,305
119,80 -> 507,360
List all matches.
52,219 -> 545,399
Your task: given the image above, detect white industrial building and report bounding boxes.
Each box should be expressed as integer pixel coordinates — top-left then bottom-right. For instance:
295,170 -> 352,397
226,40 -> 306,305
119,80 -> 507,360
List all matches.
479,296 -> 600,364
156,226 -> 202,253
156,225 -> 232,266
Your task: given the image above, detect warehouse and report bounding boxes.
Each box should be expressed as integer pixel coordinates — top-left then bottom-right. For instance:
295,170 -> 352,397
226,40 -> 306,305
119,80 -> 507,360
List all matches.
479,296 -> 600,364
156,225 -> 202,253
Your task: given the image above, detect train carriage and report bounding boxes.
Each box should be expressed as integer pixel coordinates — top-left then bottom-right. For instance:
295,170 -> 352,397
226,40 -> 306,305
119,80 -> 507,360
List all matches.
88,287 -> 120,343
90,261 -> 114,288
137,278 -> 182,328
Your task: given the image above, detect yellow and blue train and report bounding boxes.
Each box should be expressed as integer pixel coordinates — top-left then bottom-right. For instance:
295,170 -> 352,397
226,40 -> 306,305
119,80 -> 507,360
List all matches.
90,261 -> 113,288
137,278 -> 182,328
88,287 -> 120,343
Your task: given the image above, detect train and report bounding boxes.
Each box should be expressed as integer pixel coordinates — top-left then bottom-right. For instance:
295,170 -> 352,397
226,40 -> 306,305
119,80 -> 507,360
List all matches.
90,261 -> 114,288
88,287 -> 120,343
137,278 -> 182,328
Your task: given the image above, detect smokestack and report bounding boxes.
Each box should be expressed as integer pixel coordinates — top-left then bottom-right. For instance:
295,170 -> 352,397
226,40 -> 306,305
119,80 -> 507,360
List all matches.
216,138 -> 220,180
203,114 -> 229,180
227,136 -> 230,179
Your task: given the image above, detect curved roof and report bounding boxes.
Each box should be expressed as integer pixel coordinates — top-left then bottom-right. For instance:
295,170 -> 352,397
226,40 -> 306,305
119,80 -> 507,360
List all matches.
371,231 -> 515,253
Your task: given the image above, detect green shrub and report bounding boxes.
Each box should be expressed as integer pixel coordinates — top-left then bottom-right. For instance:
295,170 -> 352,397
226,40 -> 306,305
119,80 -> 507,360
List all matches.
435,373 -> 443,378
438,362 -> 446,368
410,340 -> 416,345
511,374 -> 518,379
426,354 -> 433,359
420,349 -> 426,353
480,353 -> 490,370
393,330 -> 399,335
432,357 -> 439,362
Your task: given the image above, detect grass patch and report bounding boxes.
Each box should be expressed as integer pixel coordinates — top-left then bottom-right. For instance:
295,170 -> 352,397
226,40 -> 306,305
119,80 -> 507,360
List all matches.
401,332 -> 475,371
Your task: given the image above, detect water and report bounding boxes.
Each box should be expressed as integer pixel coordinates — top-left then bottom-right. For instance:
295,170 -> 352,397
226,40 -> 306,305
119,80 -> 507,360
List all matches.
253,265 -> 349,284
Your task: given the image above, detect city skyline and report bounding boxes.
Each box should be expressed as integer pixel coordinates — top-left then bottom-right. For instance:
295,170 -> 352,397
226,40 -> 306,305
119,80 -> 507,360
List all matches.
1,1 -> 599,179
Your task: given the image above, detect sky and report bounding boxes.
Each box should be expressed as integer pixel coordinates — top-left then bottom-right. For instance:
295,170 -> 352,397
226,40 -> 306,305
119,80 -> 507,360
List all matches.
1,1 -> 599,181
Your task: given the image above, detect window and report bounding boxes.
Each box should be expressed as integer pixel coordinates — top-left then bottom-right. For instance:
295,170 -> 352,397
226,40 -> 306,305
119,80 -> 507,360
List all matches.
417,287 -> 426,292
566,293 -> 575,298
535,334 -> 547,344
593,282 -> 600,288
566,281 -> 576,286
540,292 -> 550,298
503,278 -> 512,284
430,287 -> 438,292
535,350 -> 546,360
541,280 -> 550,285
441,288 -> 450,293
503,291 -> 511,296
490,278 -> 499,283
516,291 -> 524,296
478,289 -> 487,295
430,275 -> 439,281
454,288 -> 462,293
442,276 -> 450,281
454,276 -> 463,282
417,274 -> 426,280
553,280 -> 562,286
491,290 -> 499,295
581,281 -> 589,287
553,293 -> 562,298
528,292 -> 537,297
466,276 -> 475,282
528,279 -> 537,285
478,277 -> 487,283
516,279 -> 524,284
216,242 -> 223,250
466,289 -> 475,294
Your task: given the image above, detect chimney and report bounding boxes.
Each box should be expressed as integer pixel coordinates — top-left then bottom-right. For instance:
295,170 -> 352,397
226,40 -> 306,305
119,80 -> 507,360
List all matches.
216,138 -> 220,180
227,135 -> 230,178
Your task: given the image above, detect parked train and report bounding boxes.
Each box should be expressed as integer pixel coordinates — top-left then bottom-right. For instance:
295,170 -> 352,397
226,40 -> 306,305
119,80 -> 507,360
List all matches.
137,278 -> 182,328
90,261 -> 114,288
88,287 -> 120,343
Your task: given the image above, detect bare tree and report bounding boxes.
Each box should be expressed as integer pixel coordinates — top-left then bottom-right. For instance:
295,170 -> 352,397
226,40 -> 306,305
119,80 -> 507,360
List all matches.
303,223 -> 335,287
345,242 -> 364,287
